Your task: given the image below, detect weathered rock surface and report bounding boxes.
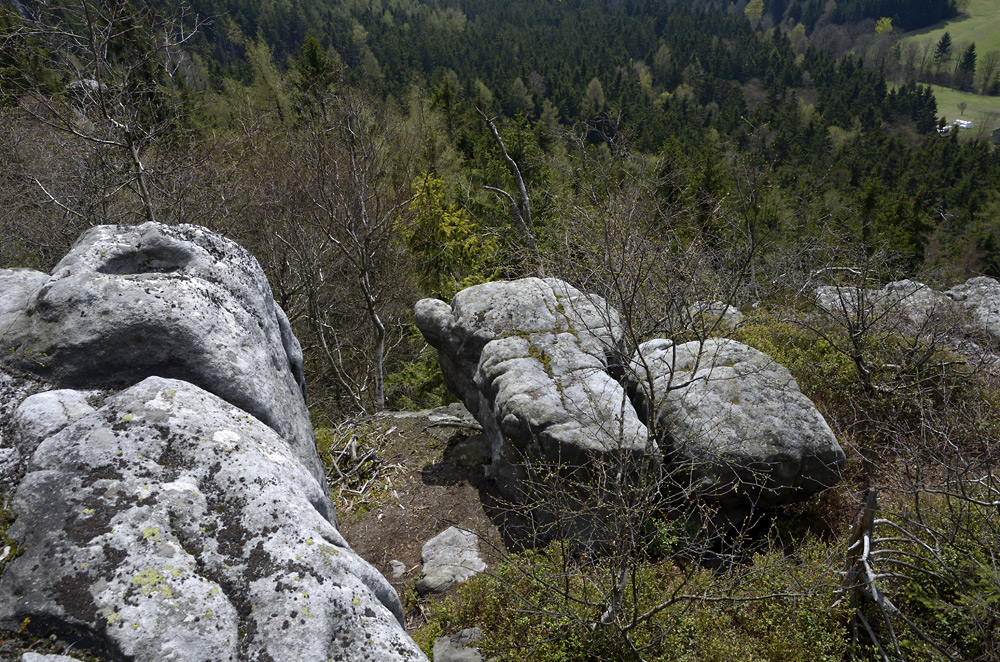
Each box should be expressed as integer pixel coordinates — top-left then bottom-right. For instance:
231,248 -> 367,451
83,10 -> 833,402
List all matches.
0,268 -> 47,336
0,225 -> 425,660
815,279 -> 956,332
433,628 -> 484,662
946,276 -> 1000,342
12,389 -> 96,457
0,377 -> 423,661
689,300 -> 745,334
418,279 -> 850,527
629,338 -> 846,513
416,527 -> 486,595
415,278 -> 654,502
0,223 -> 324,500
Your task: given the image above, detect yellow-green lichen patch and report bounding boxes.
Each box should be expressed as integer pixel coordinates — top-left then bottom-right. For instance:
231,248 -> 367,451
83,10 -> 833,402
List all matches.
317,543 -> 341,563
131,568 -> 173,598
142,527 -> 161,542
122,414 -> 134,422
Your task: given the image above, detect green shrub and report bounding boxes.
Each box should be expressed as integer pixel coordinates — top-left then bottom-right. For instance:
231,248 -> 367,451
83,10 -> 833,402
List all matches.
384,345 -> 457,411
415,535 -> 856,662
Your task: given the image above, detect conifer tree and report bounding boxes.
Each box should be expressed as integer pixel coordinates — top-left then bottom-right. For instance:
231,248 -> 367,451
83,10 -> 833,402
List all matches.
934,31 -> 952,71
956,42 -> 976,90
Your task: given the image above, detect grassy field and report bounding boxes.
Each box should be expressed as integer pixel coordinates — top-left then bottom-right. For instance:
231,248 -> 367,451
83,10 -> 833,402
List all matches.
929,83 -> 1000,135
897,0 -> 1000,138
904,0 -> 1000,54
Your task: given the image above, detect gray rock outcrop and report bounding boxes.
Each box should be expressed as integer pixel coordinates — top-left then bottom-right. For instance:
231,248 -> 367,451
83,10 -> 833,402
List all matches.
815,279 -> 956,332
433,628 -> 484,662
0,224 -> 426,661
418,278 -> 846,525
0,223 -> 323,502
415,278 -> 654,506
946,276 -> 1000,342
629,338 -> 846,514
416,527 -> 486,595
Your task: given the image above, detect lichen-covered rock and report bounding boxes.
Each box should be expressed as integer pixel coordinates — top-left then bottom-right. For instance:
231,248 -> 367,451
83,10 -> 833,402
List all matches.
415,278 -> 654,507
0,223 -> 324,505
0,268 -> 47,335
0,377 -> 424,661
415,527 -> 485,596
629,338 -> 845,515
946,276 -> 1000,342
0,368 -> 48,509
815,279 -> 955,330
0,225 -> 424,660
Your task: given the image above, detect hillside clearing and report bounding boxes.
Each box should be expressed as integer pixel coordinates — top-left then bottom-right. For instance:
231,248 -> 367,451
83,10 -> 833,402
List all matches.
903,0 -> 1000,54
930,84 -> 1000,134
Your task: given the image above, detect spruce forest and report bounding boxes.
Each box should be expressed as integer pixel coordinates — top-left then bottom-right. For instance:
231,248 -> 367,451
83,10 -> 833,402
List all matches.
1,0 -> 1000,660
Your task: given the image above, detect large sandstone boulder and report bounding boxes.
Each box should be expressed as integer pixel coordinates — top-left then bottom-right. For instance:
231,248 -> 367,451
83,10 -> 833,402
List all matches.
415,278 -> 654,507
0,224 -> 425,661
418,279 -> 848,528
628,338 -> 846,515
0,223 -> 322,503
0,377 -> 423,661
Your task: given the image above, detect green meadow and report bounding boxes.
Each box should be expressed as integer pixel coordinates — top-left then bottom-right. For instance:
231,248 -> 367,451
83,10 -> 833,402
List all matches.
904,0 -> 1000,54
930,83 -> 1000,134
898,0 -> 1000,137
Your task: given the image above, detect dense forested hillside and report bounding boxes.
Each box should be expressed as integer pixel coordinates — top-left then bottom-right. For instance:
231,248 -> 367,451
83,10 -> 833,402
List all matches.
2,1 -> 1000,658
3,0 -> 1000,404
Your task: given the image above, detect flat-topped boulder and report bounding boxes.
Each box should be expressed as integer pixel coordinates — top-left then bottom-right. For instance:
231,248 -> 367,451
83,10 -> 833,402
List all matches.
628,338 -> 846,515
